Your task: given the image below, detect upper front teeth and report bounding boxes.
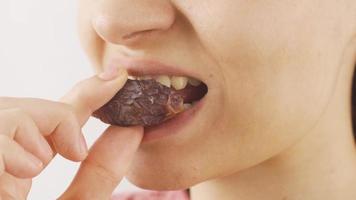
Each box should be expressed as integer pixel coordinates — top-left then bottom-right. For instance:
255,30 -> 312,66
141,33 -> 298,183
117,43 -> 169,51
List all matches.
128,75 -> 201,90
137,75 -> 153,80
156,75 -> 171,88
128,75 -> 137,80
170,76 -> 188,90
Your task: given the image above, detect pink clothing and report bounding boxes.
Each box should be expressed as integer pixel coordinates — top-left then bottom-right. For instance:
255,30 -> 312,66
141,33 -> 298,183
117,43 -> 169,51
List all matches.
111,190 -> 189,200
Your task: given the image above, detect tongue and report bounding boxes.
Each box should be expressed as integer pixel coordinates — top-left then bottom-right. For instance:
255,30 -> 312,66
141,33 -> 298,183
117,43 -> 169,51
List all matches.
173,84 -> 208,103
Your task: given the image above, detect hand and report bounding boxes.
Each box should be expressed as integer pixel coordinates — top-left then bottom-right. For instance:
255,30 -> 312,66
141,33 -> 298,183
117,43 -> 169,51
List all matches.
58,69 -> 145,200
0,67 -> 130,199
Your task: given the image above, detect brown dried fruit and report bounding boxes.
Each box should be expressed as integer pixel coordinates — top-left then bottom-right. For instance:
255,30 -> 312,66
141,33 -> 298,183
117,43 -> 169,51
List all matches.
93,79 -> 185,127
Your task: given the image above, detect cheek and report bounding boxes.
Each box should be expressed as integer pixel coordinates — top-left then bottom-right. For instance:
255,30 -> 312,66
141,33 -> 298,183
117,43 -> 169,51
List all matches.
179,1 -> 340,167
78,0 -> 103,71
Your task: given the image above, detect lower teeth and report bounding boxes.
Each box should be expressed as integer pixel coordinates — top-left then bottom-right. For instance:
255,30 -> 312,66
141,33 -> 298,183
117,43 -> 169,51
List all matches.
183,103 -> 193,110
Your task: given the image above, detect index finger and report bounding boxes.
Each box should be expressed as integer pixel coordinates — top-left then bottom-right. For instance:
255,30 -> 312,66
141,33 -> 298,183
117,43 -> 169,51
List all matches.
60,67 -> 128,126
0,67 -> 127,161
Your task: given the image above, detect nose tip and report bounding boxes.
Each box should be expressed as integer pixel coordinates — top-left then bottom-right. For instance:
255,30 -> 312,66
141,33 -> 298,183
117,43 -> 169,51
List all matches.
93,16 -> 128,44
92,1 -> 175,45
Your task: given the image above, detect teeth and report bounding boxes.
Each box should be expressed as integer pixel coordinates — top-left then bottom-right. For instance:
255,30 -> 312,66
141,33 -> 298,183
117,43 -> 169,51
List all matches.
155,75 -> 171,88
128,75 -> 137,80
171,76 -> 188,90
130,75 -> 199,90
192,101 -> 198,106
137,75 -> 152,80
183,103 -> 192,110
188,78 -> 201,86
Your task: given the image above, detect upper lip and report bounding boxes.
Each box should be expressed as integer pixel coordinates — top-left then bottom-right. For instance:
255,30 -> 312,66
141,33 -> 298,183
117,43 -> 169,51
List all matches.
107,57 -> 205,82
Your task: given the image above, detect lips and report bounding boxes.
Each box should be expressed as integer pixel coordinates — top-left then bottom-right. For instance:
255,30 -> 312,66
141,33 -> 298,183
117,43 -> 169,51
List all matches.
111,57 -> 205,83
94,57 -> 208,141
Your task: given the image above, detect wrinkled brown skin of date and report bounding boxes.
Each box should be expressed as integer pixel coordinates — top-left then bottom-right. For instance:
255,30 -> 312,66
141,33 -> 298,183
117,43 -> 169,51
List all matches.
93,80 -> 185,127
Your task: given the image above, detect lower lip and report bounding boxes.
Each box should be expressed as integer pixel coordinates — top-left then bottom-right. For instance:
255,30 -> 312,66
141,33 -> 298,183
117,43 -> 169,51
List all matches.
141,97 -> 206,143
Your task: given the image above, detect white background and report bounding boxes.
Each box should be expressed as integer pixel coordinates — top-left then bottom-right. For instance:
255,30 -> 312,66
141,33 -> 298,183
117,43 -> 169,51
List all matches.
0,0 -> 139,199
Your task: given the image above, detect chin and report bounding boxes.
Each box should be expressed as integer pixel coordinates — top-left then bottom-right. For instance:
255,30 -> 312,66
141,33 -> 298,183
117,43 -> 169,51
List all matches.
125,151 -> 208,190
126,169 -> 199,190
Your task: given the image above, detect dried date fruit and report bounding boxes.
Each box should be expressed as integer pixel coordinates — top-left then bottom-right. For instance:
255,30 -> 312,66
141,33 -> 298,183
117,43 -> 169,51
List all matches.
93,79 -> 185,127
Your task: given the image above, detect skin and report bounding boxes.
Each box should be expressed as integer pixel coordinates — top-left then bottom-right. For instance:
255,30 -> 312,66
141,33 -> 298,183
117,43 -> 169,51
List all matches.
0,68 -> 143,199
0,0 -> 355,199
75,0 -> 356,199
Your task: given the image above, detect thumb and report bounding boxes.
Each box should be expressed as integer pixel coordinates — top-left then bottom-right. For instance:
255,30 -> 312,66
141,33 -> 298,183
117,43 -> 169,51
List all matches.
59,126 -> 144,200
60,66 -> 128,126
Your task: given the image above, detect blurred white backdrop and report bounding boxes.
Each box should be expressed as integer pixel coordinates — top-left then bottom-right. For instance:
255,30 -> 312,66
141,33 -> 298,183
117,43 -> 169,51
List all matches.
0,0 -> 139,199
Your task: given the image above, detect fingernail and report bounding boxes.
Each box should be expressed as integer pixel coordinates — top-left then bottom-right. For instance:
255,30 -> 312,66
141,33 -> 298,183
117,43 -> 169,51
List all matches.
98,65 -> 126,81
27,153 -> 43,169
79,134 -> 88,157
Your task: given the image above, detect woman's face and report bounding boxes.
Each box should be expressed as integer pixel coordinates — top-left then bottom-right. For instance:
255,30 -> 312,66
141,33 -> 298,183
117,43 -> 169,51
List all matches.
78,0 -> 355,189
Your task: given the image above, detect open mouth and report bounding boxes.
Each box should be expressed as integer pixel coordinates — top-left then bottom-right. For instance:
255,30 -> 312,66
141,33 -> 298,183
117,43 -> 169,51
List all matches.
93,74 -> 208,128
129,75 -> 208,108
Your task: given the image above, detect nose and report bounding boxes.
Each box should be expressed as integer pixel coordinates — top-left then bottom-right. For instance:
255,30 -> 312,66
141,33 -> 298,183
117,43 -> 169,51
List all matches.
92,0 -> 175,45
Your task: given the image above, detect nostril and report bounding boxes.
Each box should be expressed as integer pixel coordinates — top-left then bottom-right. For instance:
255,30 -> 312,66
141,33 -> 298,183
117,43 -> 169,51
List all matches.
92,1 -> 176,46
122,29 -> 156,41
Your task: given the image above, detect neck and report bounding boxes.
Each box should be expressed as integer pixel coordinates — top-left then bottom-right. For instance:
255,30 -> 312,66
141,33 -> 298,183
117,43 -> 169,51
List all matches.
191,59 -> 356,200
